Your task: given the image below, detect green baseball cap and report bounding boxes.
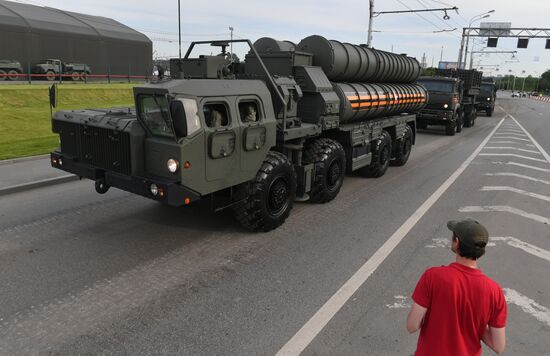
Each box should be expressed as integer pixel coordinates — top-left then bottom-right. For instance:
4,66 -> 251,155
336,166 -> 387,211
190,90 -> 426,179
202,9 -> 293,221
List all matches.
447,218 -> 489,247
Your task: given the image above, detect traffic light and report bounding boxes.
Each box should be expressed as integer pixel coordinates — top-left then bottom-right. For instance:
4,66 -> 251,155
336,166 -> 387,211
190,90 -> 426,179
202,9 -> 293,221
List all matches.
517,38 -> 529,48
487,38 -> 498,47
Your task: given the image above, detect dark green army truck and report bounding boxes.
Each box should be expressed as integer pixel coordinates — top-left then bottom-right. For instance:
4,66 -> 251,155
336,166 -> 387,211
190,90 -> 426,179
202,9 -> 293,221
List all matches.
50,36 -> 427,231
415,76 -> 464,136
477,79 -> 496,116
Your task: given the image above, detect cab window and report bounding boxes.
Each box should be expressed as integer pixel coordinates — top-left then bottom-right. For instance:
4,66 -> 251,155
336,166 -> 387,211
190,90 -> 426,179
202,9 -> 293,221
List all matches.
139,95 -> 175,138
203,103 -> 229,128
238,101 -> 260,123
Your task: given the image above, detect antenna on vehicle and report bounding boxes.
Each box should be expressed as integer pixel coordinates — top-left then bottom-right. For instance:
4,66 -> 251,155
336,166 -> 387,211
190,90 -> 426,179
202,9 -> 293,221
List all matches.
49,83 -> 57,119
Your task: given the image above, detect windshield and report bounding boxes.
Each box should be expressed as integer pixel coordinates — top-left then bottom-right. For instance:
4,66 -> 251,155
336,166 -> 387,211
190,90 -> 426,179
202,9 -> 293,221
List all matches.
138,95 -> 175,138
480,84 -> 494,96
418,80 -> 454,93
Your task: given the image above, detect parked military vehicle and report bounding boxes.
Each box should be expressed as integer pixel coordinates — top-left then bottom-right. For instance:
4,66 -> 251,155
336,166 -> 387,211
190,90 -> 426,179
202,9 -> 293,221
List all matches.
415,76 -> 464,136
0,60 -> 23,81
50,35 -> 427,231
32,59 -> 91,81
477,79 -> 496,116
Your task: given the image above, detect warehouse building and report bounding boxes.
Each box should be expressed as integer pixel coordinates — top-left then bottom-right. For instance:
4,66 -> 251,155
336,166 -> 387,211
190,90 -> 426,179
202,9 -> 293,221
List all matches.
0,0 -> 152,76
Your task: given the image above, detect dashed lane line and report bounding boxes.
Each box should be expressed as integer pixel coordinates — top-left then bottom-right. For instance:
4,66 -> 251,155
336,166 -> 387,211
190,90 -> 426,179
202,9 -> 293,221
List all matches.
459,206 -> 550,225
481,186 -> 550,203
504,288 -> 550,327
478,153 -> 547,163
274,118 -> 505,356
483,147 -> 542,154
504,162 -> 550,173
484,173 -> 550,186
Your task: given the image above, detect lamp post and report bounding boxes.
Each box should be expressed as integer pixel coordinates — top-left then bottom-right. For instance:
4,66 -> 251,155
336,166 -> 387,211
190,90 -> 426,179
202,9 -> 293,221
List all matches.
178,0 -> 182,78
463,10 -> 494,68
229,26 -> 234,62
521,70 -> 527,92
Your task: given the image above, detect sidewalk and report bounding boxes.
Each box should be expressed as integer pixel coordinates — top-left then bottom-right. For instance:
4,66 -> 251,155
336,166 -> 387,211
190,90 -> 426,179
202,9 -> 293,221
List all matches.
0,155 -> 77,195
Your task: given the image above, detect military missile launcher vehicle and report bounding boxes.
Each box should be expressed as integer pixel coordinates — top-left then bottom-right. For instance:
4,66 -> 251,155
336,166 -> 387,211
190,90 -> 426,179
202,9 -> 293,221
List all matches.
50,35 -> 427,231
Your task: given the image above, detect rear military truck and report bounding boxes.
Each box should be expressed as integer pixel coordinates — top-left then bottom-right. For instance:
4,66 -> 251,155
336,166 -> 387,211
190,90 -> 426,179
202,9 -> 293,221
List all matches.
0,60 -> 23,81
477,78 -> 496,116
415,76 -> 464,136
50,35 -> 427,231
436,68 -> 482,128
32,59 -> 91,81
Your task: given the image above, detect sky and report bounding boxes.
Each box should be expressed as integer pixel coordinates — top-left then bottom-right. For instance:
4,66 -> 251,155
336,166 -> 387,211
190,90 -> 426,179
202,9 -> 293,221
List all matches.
9,0 -> 550,76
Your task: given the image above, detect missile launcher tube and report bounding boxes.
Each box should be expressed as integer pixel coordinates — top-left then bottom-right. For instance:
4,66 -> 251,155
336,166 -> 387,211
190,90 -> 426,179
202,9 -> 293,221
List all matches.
297,35 -> 421,83
333,82 -> 428,123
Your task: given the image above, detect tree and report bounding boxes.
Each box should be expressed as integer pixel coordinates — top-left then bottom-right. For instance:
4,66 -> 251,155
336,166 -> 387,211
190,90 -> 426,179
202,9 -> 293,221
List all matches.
421,67 -> 436,76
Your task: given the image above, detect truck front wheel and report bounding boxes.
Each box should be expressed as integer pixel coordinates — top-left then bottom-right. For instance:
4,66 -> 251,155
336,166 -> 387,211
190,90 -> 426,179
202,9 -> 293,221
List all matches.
456,112 -> 463,133
46,70 -> 56,81
391,125 -> 413,166
0,69 -> 6,80
7,70 -> 19,81
303,138 -> 345,203
233,151 -> 296,232
358,130 -> 392,178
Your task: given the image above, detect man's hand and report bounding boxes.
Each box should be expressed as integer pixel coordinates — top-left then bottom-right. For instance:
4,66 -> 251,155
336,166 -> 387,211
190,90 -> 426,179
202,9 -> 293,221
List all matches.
407,302 -> 427,333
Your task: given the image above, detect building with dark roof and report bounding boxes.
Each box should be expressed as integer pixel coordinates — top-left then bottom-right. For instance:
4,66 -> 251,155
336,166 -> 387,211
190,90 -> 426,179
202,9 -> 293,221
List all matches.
0,0 -> 152,76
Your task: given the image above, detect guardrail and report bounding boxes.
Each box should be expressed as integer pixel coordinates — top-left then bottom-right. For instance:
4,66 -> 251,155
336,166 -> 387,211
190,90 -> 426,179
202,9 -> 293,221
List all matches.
0,72 -> 154,84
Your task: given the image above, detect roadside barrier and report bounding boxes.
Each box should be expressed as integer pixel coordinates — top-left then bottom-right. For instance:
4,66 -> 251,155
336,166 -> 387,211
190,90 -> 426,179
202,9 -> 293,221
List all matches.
530,95 -> 550,103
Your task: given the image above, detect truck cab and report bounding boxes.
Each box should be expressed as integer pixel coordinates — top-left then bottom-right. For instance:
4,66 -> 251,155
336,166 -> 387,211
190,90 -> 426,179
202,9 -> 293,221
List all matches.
415,77 -> 463,136
478,81 -> 496,116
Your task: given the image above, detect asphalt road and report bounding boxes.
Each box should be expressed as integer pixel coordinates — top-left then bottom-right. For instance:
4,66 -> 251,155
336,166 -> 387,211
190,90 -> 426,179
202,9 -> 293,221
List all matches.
0,95 -> 548,355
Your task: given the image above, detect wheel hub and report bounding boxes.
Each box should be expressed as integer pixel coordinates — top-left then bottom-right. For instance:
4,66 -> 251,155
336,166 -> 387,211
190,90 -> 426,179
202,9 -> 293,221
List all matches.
268,178 -> 289,215
327,161 -> 342,190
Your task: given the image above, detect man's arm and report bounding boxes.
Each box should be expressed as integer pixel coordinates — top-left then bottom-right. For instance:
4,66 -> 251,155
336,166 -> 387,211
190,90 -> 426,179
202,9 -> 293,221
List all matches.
482,326 -> 506,354
406,302 -> 427,333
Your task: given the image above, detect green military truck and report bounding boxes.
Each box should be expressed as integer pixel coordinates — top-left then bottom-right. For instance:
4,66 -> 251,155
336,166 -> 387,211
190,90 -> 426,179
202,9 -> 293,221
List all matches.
477,78 -> 496,116
0,60 -> 23,81
32,59 -> 91,81
50,36 -> 427,231
415,76 -> 464,136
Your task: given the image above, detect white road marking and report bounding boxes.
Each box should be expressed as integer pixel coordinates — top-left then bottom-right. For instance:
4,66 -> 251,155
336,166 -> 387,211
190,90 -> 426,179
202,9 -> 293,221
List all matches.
505,162 -> 550,173
527,144 -> 537,148
478,153 -> 547,163
489,141 -> 525,145
494,133 -> 528,137
488,136 -> 530,142
504,288 -> 550,327
509,114 -> 550,164
481,186 -> 550,202
459,206 -> 550,225
275,119 -> 505,356
426,237 -> 549,262
492,237 -> 550,263
386,296 -> 411,309
484,173 -> 550,186
483,147 -> 541,154
498,130 -> 525,134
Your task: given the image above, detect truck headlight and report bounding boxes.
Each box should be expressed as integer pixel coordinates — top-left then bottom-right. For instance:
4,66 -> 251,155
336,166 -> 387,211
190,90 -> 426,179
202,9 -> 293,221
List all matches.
487,97 -> 491,101
443,104 -> 449,109
167,158 -> 179,173
150,183 -> 159,196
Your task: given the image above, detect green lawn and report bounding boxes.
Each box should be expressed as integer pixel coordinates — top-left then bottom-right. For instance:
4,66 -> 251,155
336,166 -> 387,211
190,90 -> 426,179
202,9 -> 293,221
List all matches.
0,84 -> 136,160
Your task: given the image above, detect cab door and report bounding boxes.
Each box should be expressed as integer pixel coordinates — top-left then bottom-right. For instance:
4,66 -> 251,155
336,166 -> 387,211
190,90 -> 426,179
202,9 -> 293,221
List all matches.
237,97 -> 270,176
202,98 -> 241,182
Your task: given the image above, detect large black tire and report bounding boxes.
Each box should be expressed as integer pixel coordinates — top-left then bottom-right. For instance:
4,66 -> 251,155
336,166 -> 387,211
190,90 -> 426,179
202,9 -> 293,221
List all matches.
456,112 -> 463,133
417,120 -> 427,130
233,151 -> 296,232
463,108 -> 473,128
71,71 -> 80,81
46,70 -> 56,81
471,107 -> 477,127
7,70 -> 18,81
0,69 -> 6,81
358,130 -> 392,178
445,119 -> 456,136
391,125 -> 413,166
486,108 -> 493,117
303,138 -> 345,203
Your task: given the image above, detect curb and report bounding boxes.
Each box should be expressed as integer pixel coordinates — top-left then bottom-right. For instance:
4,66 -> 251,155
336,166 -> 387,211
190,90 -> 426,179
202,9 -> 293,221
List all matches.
0,154 -> 50,166
0,174 -> 79,196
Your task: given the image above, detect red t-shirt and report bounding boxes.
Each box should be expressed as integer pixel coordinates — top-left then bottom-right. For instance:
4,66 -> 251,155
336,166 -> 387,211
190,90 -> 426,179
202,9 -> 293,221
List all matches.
412,263 -> 507,356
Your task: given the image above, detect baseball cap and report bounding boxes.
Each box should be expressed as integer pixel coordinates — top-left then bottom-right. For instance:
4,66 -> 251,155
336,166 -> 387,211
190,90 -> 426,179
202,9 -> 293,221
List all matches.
447,218 -> 489,248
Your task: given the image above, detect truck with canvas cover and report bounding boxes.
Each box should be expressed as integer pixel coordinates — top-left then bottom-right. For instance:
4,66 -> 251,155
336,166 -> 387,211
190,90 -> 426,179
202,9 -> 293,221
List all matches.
477,78 -> 496,116
50,35 -> 427,231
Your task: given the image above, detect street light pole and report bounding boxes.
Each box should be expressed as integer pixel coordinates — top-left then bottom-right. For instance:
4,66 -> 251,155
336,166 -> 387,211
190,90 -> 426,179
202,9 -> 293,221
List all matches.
367,0 -> 374,47
229,26 -> 234,62
521,70 -> 527,92
178,0 -> 182,78
463,11 -> 493,68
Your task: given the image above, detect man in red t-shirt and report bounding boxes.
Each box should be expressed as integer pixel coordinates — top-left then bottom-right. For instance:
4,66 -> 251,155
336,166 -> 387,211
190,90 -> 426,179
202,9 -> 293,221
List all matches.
407,218 -> 507,355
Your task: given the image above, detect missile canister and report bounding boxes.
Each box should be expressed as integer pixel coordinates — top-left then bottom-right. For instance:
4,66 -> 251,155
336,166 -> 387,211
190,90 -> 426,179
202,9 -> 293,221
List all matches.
334,82 -> 428,122
253,37 -> 296,53
297,35 -> 421,83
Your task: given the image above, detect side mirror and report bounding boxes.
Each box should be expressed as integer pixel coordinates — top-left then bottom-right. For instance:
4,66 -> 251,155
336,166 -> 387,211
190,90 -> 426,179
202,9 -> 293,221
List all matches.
170,100 -> 188,138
